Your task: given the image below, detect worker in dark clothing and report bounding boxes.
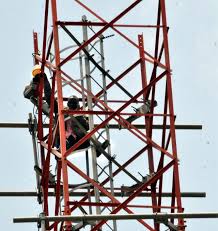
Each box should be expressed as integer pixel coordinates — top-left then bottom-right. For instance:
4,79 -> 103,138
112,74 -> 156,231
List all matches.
64,96 -> 109,156
23,64 -> 58,116
65,96 -> 90,150
24,65 -> 109,155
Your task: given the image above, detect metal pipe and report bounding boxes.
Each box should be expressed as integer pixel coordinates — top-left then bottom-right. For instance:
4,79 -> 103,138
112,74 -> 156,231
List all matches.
79,47 -> 93,216
57,21 -> 165,28
28,114 -> 41,203
82,15 -> 101,215
13,212 -> 218,223
0,191 -> 206,198
0,123 -> 202,130
99,33 -> 118,231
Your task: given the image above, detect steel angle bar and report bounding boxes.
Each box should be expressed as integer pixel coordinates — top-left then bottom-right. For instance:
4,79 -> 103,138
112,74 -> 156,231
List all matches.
46,32 -> 53,60
74,58 -> 164,105
28,114 -> 41,202
59,25 -> 133,99
159,2 -> 184,228
60,68 -> 165,146
50,0 -> 71,221
35,54 -> 56,72
54,160 -> 62,228
62,109 -> 170,117
74,0 -> 168,70
59,0 -> 143,67
66,160 -> 155,230
108,124 -> 202,129
0,191 -> 206,198
67,201 -> 174,210
57,21 -> 165,28
0,123 -> 202,130
64,71 -> 174,159
33,32 -> 45,166
41,71 -> 56,216
60,72 -> 174,161
49,39 -> 102,64
41,0 -> 49,72
33,32 -> 39,64
60,145 -> 150,228
13,212 -> 218,223
91,159 -> 175,230
95,59 -> 141,99
51,158 -> 175,230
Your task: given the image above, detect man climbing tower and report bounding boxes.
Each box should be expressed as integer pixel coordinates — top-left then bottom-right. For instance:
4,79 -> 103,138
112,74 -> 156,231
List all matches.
24,65 -> 109,156
64,95 -> 109,157
23,64 -> 58,116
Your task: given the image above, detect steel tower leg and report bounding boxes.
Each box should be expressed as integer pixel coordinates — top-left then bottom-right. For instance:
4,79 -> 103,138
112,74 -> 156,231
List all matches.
50,0 -> 71,229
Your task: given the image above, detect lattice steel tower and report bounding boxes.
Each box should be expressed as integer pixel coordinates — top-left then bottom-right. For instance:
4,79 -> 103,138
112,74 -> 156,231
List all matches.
23,0 -> 190,230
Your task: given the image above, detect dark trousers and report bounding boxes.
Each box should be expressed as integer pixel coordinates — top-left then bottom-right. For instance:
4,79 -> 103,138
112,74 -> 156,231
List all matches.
66,134 -> 90,151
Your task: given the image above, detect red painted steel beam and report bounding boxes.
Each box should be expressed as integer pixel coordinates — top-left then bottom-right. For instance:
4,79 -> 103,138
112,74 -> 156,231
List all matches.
33,33 -> 45,167
75,0 -> 168,70
64,71 -> 174,160
149,5 -> 168,224
91,159 -> 176,230
59,0 -> 143,67
66,160 -> 156,231
57,70 -> 175,166
60,58 -> 140,101
41,0 -> 49,73
33,32 -> 39,64
49,146 -> 149,230
160,0 -> 184,228
60,24 -> 134,98
60,58 -> 140,103
62,109 -> 171,117
157,84 -> 169,215
61,70 -> 174,161
138,34 -> 159,230
40,0 -> 50,221
50,0 -> 71,228
56,71 -> 169,152
54,160 -> 61,231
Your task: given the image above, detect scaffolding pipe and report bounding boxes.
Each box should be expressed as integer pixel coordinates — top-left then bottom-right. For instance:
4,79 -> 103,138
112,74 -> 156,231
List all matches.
0,191 -> 206,197
0,123 -> 202,130
13,212 -> 218,223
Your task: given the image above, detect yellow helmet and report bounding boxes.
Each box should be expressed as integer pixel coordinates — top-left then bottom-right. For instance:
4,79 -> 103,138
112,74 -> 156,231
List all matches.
32,64 -> 41,77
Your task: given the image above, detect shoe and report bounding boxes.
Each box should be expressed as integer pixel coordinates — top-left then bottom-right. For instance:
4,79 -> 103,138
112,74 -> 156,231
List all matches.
96,140 -> 109,157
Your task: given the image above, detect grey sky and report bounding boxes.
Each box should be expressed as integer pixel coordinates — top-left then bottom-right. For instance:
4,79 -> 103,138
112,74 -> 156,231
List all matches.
0,0 -> 218,230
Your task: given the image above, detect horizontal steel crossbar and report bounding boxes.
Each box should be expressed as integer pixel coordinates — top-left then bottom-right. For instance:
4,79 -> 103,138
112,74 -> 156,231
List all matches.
0,191 -> 206,197
0,123 -> 202,130
13,212 -> 218,223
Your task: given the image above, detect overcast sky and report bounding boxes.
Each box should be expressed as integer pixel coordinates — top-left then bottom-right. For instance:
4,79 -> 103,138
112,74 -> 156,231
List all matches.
0,1 -> 218,231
